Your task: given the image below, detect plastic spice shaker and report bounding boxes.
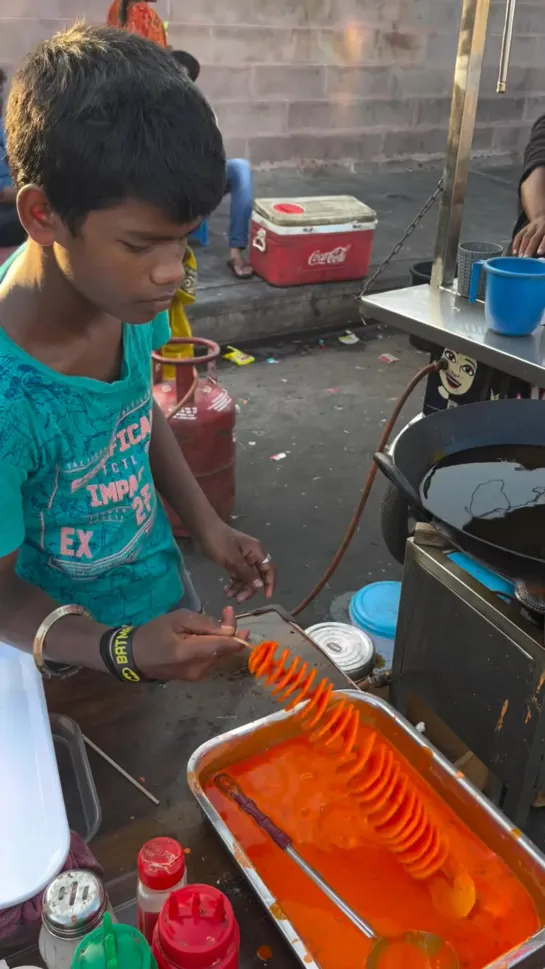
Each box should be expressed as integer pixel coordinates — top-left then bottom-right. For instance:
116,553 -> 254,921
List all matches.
71,913 -> 156,969
137,838 -> 188,943
152,885 -> 239,969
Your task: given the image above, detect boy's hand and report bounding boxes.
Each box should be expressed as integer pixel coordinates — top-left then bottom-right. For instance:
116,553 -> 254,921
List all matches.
198,522 -> 276,603
132,605 -> 248,681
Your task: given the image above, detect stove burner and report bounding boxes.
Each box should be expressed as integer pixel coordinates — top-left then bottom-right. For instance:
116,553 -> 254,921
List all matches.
515,582 -> 545,615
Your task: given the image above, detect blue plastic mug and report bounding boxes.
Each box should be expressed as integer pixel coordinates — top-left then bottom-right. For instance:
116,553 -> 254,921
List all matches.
469,256 -> 545,336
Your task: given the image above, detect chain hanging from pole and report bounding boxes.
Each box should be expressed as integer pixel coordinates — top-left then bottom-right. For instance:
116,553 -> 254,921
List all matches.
358,177 -> 444,320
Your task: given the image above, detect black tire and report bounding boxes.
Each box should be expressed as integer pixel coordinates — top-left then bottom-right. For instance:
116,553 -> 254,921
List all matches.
381,481 -> 420,564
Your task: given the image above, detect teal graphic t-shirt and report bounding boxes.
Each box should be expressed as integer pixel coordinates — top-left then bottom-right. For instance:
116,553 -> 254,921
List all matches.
0,248 -> 183,625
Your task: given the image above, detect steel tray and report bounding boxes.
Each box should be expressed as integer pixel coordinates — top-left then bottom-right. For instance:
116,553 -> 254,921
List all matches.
188,691 -> 545,969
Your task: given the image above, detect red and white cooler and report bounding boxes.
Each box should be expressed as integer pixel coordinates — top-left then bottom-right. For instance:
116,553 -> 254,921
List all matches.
249,195 -> 377,287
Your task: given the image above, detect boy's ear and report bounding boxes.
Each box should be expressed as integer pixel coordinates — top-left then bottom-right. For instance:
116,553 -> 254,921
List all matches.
17,185 -> 61,246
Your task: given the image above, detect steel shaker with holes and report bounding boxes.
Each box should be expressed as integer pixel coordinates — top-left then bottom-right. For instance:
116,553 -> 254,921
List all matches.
39,871 -> 113,969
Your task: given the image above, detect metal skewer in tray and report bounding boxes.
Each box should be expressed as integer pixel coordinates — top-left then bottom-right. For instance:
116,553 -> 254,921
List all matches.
213,772 -> 458,969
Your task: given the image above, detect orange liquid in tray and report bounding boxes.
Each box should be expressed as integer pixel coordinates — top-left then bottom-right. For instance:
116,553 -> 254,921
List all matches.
206,732 -> 540,969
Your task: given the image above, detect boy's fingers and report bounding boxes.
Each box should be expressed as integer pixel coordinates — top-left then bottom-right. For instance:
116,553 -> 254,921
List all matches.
175,634 -> 245,664
171,609 -> 233,637
224,578 -> 245,598
229,550 -> 264,590
261,563 -> 277,599
220,605 -> 236,634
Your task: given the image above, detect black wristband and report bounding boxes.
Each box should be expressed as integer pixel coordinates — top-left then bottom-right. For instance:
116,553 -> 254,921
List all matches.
99,626 -> 154,683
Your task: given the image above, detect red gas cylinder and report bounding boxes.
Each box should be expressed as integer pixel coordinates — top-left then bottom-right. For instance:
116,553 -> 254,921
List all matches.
152,338 -> 236,538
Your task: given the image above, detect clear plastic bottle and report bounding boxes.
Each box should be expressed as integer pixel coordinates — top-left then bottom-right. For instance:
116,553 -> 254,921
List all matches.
137,838 -> 187,944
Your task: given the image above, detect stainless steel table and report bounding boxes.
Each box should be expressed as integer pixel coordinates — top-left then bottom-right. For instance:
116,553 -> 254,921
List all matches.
361,284 -> 545,389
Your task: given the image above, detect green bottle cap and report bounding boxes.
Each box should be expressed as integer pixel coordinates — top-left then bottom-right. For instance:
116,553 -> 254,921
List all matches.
72,913 -> 157,969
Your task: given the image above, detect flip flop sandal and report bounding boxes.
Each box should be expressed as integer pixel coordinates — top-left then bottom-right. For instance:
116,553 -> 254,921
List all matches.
227,259 -> 254,279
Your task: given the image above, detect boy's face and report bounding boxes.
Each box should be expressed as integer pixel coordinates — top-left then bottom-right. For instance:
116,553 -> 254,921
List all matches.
21,193 -> 200,324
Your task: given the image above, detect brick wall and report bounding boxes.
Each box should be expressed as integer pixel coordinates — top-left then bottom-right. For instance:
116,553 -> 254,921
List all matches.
1,0 -> 545,168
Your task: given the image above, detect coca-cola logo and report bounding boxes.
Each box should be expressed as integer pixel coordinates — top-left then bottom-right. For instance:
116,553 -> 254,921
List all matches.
308,245 -> 350,266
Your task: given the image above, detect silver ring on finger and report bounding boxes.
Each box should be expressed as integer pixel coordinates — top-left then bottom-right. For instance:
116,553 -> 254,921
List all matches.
260,554 -> 272,567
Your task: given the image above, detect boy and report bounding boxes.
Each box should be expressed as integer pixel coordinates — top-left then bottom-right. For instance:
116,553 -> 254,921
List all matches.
0,23 -> 275,683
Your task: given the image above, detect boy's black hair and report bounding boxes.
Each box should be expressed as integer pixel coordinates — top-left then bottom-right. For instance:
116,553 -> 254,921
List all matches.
5,22 -> 225,231
172,50 -> 201,83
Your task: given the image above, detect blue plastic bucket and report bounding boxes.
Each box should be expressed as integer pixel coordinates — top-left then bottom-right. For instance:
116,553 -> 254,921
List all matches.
349,581 -> 401,671
469,256 -> 545,336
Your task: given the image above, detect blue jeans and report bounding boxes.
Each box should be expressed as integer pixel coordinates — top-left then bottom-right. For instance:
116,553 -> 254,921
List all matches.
225,159 -> 253,250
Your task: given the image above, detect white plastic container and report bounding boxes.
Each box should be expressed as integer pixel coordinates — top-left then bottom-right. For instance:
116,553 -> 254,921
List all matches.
0,641 -> 69,909
136,837 -> 187,943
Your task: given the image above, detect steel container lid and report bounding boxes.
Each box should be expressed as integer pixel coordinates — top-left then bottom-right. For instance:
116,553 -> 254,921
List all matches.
42,870 -> 106,939
305,622 -> 375,677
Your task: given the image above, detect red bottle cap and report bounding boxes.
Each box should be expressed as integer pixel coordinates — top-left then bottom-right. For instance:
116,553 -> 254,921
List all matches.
153,885 -> 239,969
138,838 -> 186,892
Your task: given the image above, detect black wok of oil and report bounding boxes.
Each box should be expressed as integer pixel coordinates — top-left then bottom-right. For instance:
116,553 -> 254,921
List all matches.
420,444 -> 545,559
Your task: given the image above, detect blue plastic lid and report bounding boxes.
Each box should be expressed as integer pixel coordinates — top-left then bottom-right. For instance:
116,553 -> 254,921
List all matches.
349,581 -> 401,639
448,552 -> 514,596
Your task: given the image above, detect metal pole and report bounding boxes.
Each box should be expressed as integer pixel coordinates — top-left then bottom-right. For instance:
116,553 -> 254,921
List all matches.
497,0 -> 517,93
431,0 -> 491,290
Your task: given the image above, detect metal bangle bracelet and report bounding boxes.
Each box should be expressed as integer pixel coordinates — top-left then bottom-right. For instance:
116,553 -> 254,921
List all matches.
33,604 -> 92,679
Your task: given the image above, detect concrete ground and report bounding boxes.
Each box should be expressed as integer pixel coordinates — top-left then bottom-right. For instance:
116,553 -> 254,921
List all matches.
183,325 -> 423,627
191,163 -> 520,344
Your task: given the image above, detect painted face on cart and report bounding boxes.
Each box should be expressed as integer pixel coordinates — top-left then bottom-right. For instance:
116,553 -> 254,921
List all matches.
439,348 -> 477,397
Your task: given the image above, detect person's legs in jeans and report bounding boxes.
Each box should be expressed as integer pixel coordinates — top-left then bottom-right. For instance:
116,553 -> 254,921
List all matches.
225,158 -> 253,278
